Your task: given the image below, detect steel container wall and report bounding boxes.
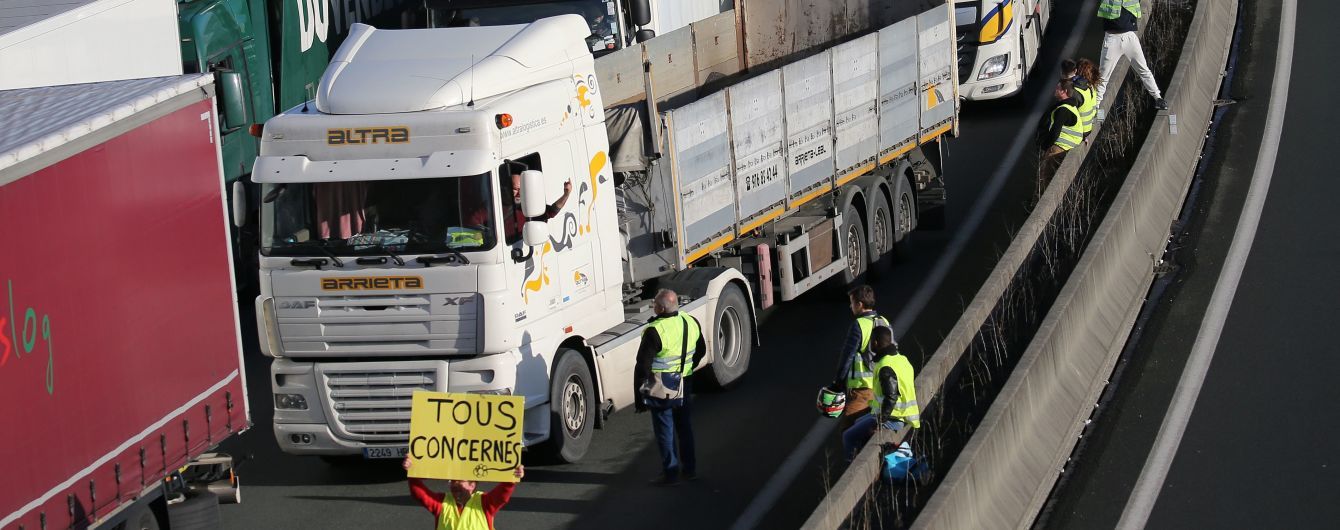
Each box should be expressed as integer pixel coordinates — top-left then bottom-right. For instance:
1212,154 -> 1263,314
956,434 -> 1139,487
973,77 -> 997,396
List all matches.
782,51 -> 837,206
832,33 -> 880,183
669,92 -> 736,258
727,70 -> 788,233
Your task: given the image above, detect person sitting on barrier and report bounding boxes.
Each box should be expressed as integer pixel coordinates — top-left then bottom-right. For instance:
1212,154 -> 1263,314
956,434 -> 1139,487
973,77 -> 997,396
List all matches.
827,285 -> 892,435
1062,58 -> 1098,137
404,456 -> 524,530
841,326 -> 921,462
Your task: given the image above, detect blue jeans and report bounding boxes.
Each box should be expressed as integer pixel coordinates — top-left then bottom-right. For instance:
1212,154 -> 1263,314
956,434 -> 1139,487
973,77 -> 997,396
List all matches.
842,414 -> 904,462
646,381 -> 695,478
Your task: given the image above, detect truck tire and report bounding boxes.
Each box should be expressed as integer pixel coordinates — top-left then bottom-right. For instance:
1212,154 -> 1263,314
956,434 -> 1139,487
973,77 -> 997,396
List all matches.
840,201 -> 868,286
543,349 -> 595,463
892,184 -> 916,261
703,283 -> 753,389
123,504 -> 161,530
166,493 -> 219,530
868,193 -> 895,276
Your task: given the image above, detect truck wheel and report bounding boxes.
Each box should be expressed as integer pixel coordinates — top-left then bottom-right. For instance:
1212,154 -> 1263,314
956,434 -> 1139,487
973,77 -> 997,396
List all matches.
166,493 -> 219,530
704,284 -> 753,388
124,504 -> 161,530
892,185 -> 916,261
868,193 -> 894,276
840,201 -> 868,285
543,349 -> 595,463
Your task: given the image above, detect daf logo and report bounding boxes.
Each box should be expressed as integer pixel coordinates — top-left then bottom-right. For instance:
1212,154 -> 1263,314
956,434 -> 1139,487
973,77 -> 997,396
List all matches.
442,297 -> 474,306
278,300 -> 317,310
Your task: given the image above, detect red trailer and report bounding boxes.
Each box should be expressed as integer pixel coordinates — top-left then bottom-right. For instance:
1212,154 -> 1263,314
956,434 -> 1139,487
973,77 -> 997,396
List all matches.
0,74 -> 248,530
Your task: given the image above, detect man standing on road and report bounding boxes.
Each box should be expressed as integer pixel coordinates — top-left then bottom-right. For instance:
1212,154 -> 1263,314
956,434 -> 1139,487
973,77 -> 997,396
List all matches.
404,457 -> 524,530
841,326 -> 921,461
1095,0 -> 1167,110
827,285 -> 892,435
634,289 -> 707,486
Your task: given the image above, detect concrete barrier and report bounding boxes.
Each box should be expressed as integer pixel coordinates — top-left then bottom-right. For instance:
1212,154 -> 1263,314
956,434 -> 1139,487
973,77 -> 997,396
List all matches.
801,0 -> 1240,526
910,0 -> 1239,528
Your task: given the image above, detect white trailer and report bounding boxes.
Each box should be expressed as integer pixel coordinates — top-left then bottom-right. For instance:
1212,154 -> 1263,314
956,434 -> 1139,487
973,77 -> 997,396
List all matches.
0,0 -> 182,90
252,3 -> 958,463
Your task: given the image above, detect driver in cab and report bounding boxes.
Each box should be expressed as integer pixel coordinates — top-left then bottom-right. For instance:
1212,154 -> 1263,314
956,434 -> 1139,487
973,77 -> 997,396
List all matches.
469,172 -> 572,242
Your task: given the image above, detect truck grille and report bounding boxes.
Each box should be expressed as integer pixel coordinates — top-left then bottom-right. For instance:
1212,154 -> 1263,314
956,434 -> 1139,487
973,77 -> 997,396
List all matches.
320,363 -> 445,441
275,293 -> 481,356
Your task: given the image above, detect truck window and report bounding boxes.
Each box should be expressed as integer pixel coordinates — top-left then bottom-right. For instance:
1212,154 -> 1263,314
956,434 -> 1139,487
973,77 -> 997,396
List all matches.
498,153 -> 543,245
259,173 -> 498,257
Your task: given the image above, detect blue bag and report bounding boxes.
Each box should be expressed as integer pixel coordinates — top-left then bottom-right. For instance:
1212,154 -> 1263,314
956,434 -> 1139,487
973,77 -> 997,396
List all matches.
881,442 -> 921,481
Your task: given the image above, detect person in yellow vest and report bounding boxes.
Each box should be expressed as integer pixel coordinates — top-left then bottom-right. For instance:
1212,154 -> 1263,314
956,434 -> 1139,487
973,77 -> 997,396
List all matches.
1095,0 -> 1166,109
1037,79 -> 1084,185
841,326 -> 921,461
634,289 -> 707,486
827,285 -> 892,435
1061,58 -> 1098,137
403,457 -> 524,530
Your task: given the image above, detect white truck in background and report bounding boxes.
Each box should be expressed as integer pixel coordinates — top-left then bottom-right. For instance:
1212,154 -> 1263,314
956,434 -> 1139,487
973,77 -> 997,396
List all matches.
954,0 -> 1052,100
252,2 -> 958,463
420,0 -> 727,54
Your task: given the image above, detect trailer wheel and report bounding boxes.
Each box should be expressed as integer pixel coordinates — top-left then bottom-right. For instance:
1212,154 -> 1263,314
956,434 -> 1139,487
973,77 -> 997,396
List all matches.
704,283 -> 753,388
124,504 -> 161,530
892,185 -> 916,260
166,493 -> 219,530
840,202 -> 868,285
542,349 -> 595,463
869,193 -> 894,276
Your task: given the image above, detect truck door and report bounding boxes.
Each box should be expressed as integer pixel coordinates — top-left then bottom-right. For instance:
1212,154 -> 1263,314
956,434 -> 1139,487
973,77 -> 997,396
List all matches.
1019,0 -> 1043,75
505,142 -> 598,324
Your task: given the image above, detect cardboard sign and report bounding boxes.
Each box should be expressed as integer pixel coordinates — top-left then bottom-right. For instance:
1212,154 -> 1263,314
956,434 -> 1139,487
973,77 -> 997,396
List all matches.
407,391 -> 525,482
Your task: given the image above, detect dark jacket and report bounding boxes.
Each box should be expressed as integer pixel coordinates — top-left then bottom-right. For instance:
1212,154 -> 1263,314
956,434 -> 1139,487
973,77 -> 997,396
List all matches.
634,311 -> 708,401
1102,6 -> 1139,33
872,346 -> 902,421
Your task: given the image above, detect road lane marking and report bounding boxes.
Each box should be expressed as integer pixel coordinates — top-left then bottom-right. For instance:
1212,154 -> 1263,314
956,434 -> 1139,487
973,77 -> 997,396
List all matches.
1116,1 -> 1295,527
729,2 -> 1098,526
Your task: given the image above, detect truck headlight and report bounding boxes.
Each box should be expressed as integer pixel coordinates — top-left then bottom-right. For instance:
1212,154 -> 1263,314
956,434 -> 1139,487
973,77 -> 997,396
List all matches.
468,388 -> 513,396
259,297 -> 283,357
274,393 -> 308,410
978,53 -> 1011,80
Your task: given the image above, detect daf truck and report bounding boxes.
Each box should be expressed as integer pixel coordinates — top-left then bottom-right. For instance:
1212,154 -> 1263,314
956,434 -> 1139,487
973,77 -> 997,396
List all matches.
954,0 -> 1051,100
252,2 -> 958,463
0,74 -> 248,530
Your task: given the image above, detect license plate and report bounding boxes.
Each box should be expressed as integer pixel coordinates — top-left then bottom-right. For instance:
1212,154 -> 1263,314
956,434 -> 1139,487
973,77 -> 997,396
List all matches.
363,446 -> 408,459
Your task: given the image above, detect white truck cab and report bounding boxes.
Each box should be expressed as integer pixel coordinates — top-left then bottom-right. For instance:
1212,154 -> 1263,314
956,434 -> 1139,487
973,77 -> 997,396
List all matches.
255,17 -> 650,460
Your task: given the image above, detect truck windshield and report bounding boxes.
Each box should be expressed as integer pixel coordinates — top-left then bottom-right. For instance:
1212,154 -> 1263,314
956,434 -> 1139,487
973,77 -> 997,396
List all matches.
426,0 -> 622,54
260,174 -> 498,257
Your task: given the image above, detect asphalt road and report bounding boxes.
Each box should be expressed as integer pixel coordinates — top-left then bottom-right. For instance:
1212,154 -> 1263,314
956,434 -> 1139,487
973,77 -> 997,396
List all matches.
1042,1 -> 1340,528
218,4 -> 1103,528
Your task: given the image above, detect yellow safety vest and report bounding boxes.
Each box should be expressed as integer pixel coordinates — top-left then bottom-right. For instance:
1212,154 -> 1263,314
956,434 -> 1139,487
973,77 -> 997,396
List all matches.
437,492 -> 489,530
1074,83 -> 1097,135
1098,0 -> 1141,19
1051,104 -> 1084,152
650,314 -> 701,376
870,353 -> 921,428
847,315 -> 891,390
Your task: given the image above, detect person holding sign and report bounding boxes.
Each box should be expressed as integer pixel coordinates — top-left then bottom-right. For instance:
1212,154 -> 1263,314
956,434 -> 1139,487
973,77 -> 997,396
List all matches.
634,289 -> 707,486
404,456 -> 524,530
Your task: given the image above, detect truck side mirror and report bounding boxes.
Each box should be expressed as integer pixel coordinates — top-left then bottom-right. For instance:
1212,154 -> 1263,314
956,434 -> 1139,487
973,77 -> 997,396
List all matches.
518,170 -> 547,219
231,180 -> 247,228
217,71 -> 248,133
626,0 -> 651,27
636,29 -> 655,43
